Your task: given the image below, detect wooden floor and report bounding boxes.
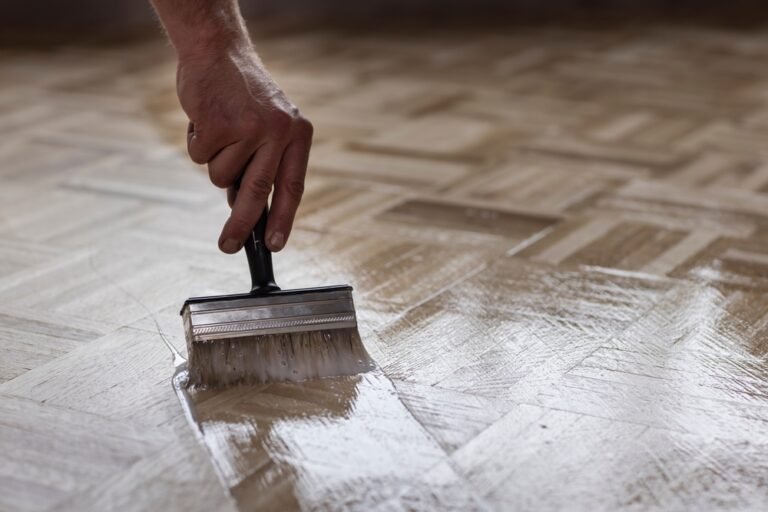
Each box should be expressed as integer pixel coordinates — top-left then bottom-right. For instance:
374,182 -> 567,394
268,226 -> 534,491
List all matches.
3,18 -> 768,512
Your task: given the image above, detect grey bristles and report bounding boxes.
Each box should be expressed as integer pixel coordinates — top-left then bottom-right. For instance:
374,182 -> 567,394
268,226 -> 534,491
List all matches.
187,328 -> 373,388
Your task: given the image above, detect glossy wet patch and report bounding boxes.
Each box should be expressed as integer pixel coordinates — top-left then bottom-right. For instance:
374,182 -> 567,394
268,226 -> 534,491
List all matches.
173,367 -> 483,511
376,258 -> 674,401
8,17 -> 768,512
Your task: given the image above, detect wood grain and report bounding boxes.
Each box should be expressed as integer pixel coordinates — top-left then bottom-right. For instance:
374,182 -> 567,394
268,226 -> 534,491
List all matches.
3,15 -> 768,512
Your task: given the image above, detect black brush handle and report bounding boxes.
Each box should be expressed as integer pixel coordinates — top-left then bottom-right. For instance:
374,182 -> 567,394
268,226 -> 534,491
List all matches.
244,206 -> 280,294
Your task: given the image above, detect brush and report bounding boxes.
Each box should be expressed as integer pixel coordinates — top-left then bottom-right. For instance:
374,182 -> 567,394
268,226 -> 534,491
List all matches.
180,206 -> 372,387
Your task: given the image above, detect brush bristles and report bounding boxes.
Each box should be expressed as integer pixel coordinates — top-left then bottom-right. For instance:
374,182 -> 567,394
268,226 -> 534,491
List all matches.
186,327 -> 373,388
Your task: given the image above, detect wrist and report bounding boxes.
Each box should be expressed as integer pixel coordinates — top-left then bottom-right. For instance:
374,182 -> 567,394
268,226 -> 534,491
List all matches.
166,10 -> 251,63
177,29 -> 250,63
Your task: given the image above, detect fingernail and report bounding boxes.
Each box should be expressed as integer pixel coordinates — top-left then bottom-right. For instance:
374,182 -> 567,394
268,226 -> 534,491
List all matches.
221,238 -> 242,253
269,232 -> 285,251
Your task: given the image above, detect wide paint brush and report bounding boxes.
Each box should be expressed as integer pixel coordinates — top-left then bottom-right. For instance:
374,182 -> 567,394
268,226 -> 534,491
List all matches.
180,207 -> 372,387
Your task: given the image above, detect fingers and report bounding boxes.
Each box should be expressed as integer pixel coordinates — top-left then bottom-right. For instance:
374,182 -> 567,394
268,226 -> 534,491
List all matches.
207,140 -> 256,189
218,144 -> 282,253
187,121 -> 233,165
265,139 -> 311,252
227,187 -> 236,208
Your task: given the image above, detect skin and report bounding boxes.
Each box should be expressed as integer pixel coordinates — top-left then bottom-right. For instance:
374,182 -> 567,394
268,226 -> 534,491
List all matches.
149,0 -> 312,253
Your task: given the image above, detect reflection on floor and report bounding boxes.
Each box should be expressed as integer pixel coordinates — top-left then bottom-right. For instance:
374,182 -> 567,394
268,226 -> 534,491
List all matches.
2,15 -> 768,512
181,371 -> 480,511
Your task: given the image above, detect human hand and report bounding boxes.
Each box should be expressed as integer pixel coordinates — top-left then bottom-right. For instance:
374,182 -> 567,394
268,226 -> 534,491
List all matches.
176,42 -> 312,254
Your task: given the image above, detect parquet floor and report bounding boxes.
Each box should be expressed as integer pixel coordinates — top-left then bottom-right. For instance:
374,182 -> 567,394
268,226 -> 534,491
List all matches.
3,17 -> 768,512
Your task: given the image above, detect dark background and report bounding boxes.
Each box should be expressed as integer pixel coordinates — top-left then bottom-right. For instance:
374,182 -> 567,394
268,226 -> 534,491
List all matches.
1,0 -> 766,41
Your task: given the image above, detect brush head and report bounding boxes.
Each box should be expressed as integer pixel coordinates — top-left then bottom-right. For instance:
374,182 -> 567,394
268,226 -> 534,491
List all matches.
180,286 -> 373,387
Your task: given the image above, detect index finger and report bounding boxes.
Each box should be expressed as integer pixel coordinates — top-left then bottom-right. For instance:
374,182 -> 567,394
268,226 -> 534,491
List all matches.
264,139 -> 311,252
218,143 -> 282,253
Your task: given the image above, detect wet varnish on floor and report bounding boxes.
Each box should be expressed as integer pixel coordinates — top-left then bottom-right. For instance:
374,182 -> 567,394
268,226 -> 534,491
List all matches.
3,14 -> 768,512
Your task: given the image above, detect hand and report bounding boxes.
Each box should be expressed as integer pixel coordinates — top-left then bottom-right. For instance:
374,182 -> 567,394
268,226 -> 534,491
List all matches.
176,43 -> 313,254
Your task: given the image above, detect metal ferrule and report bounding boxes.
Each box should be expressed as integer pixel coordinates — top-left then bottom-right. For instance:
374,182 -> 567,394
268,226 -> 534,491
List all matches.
181,286 -> 357,342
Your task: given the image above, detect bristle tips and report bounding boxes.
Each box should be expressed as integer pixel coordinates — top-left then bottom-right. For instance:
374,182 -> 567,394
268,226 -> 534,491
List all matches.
186,328 -> 373,388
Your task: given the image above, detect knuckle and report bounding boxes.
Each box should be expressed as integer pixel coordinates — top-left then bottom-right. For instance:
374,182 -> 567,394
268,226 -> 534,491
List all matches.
208,167 -> 231,189
242,116 -> 261,135
269,112 -> 293,139
188,147 -> 207,164
228,216 -> 254,236
244,173 -> 273,199
284,179 -> 305,200
187,128 -> 213,164
296,116 -> 314,138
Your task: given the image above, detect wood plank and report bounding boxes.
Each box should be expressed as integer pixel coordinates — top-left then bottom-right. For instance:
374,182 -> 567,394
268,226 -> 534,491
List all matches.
0,393 -> 165,512
4,14 -> 768,512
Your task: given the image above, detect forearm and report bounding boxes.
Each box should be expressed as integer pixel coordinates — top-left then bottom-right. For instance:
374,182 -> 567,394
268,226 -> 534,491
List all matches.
149,0 -> 311,254
149,0 -> 252,59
